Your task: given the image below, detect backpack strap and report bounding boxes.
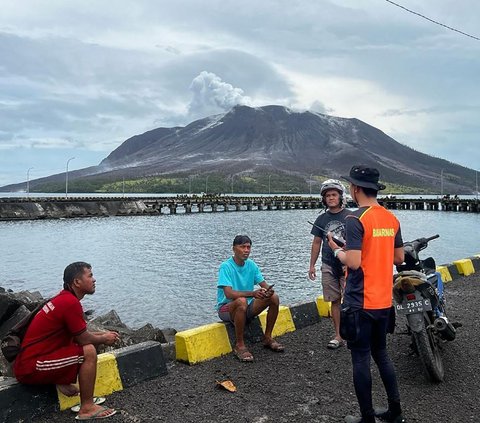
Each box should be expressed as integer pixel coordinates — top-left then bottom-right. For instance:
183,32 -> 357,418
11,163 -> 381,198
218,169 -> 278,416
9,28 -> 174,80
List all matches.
16,295 -> 65,355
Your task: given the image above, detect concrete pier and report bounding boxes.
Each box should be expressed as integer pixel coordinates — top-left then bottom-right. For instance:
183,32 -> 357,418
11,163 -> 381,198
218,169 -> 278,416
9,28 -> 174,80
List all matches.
0,196 -> 478,221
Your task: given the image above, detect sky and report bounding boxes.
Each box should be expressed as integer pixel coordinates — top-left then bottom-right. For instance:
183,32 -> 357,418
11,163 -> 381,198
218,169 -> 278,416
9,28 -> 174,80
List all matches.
1,0 -> 479,187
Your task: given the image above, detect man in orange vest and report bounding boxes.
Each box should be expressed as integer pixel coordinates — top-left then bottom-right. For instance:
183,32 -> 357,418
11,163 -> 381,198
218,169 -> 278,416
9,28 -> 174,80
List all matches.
328,165 -> 405,423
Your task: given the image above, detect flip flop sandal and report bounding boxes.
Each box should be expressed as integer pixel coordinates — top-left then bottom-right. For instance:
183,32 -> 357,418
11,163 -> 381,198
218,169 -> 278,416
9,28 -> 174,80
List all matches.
327,339 -> 342,349
71,397 -> 106,413
75,406 -> 117,420
233,347 -> 254,362
263,339 -> 285,352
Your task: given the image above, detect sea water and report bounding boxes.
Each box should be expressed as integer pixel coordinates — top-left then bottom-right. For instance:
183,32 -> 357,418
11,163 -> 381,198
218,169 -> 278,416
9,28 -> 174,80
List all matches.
1,207 -> 479,330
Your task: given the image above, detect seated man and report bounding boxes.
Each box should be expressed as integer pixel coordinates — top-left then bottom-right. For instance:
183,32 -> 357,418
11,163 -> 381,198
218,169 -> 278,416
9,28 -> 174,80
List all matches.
216,235 -> 284,362
13,262 -> 119,420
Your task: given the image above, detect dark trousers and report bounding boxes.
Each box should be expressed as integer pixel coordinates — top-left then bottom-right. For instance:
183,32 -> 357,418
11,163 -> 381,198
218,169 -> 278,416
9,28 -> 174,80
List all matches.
348,308 -> 400,418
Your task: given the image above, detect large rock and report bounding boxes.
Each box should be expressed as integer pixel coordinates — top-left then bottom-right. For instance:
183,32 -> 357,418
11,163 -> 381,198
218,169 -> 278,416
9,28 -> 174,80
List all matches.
89,310 -> 128,328
0,293 -> 22,325
0,305 -> 32,377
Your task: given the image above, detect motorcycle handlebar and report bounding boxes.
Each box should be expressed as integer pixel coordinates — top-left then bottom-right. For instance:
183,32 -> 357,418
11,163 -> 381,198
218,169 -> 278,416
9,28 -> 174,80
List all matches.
407,234 -> 439,252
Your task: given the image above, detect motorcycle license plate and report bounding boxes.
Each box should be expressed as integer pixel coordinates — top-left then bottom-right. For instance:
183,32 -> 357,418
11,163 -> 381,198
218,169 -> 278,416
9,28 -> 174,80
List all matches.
396,298 -> 432,315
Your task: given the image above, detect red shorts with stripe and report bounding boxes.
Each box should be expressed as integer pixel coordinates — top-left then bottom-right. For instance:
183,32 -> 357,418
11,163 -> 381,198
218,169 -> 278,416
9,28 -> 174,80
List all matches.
15,344 -> 84,385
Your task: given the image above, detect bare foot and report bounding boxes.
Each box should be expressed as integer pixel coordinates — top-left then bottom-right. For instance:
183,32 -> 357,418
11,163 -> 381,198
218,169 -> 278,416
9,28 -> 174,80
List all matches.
57,384 -> 79,396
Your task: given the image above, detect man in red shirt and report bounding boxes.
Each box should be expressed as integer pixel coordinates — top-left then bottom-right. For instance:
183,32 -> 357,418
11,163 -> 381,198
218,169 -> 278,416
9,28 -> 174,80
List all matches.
14,262 -> 119,420
328,166 -> 405,423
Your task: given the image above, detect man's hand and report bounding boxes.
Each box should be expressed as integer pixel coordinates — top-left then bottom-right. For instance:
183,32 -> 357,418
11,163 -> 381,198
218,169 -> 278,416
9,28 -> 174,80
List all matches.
308,266 -> 316,281
327,232 -> 341,251
102,331 -> 120,346
264,285 -> 275,298
253,288 -> 266,299
253,288 -> 270,299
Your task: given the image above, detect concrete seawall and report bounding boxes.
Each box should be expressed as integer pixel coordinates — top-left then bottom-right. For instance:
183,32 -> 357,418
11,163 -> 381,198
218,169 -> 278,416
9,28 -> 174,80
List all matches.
1,254 -> 479,421
0,198 -> 157,220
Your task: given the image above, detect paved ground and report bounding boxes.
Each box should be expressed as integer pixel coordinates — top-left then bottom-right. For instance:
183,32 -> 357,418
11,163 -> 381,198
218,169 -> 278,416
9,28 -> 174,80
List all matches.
37,274 -> 479,423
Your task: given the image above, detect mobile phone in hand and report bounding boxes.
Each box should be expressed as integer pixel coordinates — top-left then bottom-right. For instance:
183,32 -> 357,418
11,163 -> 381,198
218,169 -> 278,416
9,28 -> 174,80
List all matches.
267,284 -> 275,291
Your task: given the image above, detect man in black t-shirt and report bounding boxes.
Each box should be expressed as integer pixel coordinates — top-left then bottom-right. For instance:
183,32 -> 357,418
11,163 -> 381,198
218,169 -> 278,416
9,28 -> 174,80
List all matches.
309,179 -> 350,349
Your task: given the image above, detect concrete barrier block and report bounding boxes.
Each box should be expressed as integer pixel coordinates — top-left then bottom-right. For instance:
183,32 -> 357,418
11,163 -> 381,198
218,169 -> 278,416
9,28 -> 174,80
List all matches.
436,266 -> 452,283
0,377 -> 57,422
57,353 -> 123,411
258,305 -> 295,337
113,341 -> 167,388
454,259 -> 475,276
225,317 -> 264,346
316,296 -> 331,317
175,322 -> 231,364
446,263 -> 461,281
469,255 -> 480,272
289,302 -> 320,330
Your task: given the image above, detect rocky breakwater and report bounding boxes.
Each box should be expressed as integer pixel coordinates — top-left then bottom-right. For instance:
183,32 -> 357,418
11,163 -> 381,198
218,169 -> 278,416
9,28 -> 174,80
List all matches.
0,287 -> 177,377
0,198 -> 158,220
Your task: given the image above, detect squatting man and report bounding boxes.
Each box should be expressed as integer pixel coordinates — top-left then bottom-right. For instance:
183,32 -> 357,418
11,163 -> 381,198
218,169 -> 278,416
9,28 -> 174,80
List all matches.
13,262 -> 120,420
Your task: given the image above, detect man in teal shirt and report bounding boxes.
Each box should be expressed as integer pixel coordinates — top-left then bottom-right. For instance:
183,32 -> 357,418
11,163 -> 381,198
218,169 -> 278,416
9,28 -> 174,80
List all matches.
217,235 -> 285,362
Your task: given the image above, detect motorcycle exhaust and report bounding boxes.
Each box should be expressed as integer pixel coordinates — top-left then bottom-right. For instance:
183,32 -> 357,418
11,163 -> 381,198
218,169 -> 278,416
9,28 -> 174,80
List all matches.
434,316 -> 456,341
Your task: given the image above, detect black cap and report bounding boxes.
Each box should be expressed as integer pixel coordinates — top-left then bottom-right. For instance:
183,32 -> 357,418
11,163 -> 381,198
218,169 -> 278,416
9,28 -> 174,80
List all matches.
233,235 -> 252,246
342,165 -> 386,191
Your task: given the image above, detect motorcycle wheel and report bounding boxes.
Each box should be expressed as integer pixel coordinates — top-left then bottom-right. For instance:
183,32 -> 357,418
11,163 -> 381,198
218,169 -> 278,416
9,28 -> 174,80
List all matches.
412,321 -> 444,382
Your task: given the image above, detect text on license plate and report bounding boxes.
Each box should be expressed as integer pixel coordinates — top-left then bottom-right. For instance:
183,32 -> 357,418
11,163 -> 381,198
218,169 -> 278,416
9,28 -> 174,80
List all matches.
396,298 -> 432,314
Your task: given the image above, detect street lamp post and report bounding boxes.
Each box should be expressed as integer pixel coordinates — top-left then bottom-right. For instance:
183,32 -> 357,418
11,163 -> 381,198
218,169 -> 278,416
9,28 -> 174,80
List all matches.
440,169 -> 444,196
26,167 -> 33,197
230,175 -> 234,194
205,175 -> 210,195
268,175 -> 272,195
309,173 -> 313,195
476,170 -> 478,199
65,157 -> 75,198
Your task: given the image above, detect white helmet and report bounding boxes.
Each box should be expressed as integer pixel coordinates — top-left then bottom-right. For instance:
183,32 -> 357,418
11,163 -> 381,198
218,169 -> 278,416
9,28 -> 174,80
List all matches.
320,179 -> 347,206
320,179 -> 345,196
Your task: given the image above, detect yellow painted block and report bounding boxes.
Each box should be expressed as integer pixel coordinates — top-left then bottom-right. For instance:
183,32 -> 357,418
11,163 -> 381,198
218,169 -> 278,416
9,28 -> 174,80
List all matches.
57,353 -> 123,411
258,305 -> 296,337
175,322 -> 231,364
316,295 -> 331,317
436,266 -> 452,283
454,259 -> 475,276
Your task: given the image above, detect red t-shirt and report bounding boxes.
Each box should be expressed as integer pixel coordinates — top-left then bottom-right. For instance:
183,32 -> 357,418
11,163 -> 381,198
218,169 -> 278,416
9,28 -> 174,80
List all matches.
13,290 -> 87,376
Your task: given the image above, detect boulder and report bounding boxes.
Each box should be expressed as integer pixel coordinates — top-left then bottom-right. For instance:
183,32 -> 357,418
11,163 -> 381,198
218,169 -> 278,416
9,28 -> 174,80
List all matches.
0,292 -> 22,324
0,305 -> 30,339
89,310 -> 127,328
0,305 -> 32,377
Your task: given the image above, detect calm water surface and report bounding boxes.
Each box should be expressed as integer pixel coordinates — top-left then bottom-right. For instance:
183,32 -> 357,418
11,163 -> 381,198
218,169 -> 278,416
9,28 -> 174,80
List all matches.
1,209 -> 479,330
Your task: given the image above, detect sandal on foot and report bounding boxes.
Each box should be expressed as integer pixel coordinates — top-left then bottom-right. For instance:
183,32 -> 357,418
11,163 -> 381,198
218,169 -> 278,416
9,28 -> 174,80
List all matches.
71,397 -> 106,413
75,405 -> 117,420
263,339 -> 285,352
233,347 -> 254,362
327,339 -> 343,349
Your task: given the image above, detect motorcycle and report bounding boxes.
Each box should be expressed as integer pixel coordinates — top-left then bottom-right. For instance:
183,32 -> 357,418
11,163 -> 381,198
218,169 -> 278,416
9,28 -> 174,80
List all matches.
393,234 -> 458,383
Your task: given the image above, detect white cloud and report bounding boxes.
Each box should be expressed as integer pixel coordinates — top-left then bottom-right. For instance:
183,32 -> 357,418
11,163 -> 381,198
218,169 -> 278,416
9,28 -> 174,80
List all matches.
187,71 -> 252,119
